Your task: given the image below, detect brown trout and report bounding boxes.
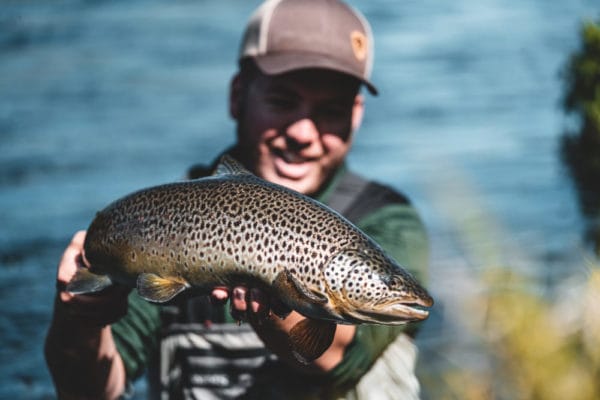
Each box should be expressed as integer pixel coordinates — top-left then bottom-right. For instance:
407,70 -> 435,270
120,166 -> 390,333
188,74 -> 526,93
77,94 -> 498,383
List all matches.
68,155 -> 433,362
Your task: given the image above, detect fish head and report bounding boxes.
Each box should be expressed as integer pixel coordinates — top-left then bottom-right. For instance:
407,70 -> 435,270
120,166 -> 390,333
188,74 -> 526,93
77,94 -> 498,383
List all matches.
323,247 -> 433,325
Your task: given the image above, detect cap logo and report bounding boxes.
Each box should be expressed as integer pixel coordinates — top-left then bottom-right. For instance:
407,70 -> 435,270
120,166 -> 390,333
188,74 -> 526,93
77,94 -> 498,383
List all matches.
350,30 -> 367,62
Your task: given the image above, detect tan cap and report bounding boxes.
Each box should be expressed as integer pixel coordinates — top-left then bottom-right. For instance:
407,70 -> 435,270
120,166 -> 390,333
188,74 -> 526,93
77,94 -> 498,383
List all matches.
239,0 -> 378,95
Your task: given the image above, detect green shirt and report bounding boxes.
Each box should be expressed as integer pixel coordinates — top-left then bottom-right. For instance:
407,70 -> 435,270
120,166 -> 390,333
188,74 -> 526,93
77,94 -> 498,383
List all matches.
112,162 -> 429,394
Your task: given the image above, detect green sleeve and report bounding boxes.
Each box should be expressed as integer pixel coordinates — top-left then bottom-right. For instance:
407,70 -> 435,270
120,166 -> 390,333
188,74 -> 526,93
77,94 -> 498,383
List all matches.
112,292 -> 162,380
326,203 -> 429,389
357,203 -> 429,281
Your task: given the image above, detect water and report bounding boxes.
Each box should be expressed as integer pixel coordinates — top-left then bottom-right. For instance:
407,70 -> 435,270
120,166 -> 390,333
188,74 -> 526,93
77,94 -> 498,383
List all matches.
0,0 -> 597,398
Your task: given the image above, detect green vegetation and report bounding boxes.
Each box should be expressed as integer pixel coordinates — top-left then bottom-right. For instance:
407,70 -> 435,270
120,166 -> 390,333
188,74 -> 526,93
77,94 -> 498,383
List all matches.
418,191 -> 600,400
561,17 -> 600,254
482,266 -> 600,400
427,265 -> 600,400
418,99 -> 600,398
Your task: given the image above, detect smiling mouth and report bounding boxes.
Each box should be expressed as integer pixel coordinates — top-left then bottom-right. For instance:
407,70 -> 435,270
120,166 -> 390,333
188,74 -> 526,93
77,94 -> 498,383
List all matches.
271,150 -> 315,181
274,149 -> 307,164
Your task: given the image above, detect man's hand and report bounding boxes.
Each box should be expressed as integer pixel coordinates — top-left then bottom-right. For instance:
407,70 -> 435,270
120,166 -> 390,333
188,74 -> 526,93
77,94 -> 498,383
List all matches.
54,230 -> 130,326
45,231 -> 129,399
211,285 -> 355,373
211,286 -> 271,323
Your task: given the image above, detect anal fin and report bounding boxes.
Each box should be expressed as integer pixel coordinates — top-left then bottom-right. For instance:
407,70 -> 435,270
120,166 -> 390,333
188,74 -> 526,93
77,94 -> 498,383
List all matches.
289,318 -> 337,364
137,273 -> 189,303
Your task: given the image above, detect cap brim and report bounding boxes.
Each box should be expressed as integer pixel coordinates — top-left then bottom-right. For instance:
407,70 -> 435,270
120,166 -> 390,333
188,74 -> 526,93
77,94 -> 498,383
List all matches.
252,53 -> 378,96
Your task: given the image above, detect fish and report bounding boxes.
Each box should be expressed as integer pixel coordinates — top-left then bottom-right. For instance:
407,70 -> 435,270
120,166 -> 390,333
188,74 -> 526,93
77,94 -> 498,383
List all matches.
67,155 -> 433,363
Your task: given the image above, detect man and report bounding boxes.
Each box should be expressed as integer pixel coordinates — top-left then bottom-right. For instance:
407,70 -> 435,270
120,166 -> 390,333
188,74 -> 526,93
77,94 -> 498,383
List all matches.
45,0 -> 429,399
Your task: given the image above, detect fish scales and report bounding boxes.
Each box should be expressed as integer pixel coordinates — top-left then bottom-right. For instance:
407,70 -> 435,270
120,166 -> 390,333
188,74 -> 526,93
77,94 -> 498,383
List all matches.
69,156 -> 432,362
85,175 -> 362,295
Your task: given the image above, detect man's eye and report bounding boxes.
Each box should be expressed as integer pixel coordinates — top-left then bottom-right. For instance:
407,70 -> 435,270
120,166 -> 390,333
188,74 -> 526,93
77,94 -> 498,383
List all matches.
320,106 -> 348,119
266,97 -> 296,110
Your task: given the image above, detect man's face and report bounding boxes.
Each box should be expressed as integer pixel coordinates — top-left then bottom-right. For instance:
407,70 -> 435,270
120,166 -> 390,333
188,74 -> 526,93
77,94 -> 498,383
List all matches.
230,68 -> 364,196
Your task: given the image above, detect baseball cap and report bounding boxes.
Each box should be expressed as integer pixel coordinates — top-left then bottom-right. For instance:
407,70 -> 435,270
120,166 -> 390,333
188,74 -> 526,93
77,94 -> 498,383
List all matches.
239,0 -> 378,95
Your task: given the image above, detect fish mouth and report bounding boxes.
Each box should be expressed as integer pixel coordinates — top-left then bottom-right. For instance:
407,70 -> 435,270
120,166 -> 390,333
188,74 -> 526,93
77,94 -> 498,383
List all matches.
346,299 -> 432,325
392,294 -> 434,320
392,303 -> 431,321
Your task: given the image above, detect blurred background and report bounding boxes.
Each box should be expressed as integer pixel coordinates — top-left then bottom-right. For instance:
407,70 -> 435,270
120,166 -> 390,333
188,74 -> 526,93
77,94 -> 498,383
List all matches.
1,0 -> 599,398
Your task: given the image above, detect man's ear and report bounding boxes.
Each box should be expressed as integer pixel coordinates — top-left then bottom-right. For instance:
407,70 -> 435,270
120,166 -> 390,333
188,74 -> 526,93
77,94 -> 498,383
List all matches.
351,94 -> 365,133
229,74 -> 243,120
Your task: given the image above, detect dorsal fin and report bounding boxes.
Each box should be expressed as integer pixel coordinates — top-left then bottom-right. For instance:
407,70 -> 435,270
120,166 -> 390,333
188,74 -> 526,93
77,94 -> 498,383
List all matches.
213,155 -> 254,176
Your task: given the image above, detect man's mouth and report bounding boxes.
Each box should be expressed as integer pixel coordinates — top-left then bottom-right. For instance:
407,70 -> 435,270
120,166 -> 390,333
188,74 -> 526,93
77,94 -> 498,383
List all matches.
276,149 -> 305,164
273,149 -> 313,179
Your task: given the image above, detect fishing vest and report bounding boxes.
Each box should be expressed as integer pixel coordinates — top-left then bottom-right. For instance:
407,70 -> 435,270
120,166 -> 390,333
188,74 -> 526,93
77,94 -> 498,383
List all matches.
147,166 -> 410,400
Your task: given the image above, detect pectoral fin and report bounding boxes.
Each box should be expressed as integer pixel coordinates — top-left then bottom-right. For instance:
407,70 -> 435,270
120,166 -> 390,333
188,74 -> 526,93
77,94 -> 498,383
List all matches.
66,267 -> 113,294
273,269 -> 328,306
289,318 -> 337,364
137,273 -> 189,303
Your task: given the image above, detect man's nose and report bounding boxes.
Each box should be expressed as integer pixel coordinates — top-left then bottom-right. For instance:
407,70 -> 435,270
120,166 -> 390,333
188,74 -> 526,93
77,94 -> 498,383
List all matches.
285,118 -> 320,147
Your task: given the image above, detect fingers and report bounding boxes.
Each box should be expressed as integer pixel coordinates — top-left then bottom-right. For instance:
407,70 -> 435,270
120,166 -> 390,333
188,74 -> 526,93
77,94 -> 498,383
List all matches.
57,231 -> 87,286
57,231 -> 88,302
212,286 -> 271,324
248,288 -> 270,324
249,288 -> 269,315
211,287 -> 230,304
230,287 -> 248,323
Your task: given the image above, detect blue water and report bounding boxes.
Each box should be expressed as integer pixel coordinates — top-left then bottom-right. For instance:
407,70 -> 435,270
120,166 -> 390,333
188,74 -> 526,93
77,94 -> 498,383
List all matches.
1,0 -> 597,398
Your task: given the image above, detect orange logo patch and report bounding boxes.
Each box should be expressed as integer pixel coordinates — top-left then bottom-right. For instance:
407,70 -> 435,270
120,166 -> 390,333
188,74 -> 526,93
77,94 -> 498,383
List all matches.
351,31 -> 367,61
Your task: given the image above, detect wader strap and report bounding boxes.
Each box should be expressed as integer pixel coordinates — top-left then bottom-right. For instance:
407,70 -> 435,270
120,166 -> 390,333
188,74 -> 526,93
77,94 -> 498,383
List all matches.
325,171 -> 370,218
327,171 -> 410,225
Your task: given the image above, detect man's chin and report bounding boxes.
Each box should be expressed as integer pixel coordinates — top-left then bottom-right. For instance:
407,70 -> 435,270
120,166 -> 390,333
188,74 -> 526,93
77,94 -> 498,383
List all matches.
256,158 -> 322,194
268,172 -> 320,195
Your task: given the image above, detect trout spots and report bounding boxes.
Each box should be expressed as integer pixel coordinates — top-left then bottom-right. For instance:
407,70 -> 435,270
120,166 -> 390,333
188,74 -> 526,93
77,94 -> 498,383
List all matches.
86,170 -> 420,321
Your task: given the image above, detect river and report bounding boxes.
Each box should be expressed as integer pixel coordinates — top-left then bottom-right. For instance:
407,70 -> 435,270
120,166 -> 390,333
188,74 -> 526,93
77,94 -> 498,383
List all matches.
0,0 -> 597,398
